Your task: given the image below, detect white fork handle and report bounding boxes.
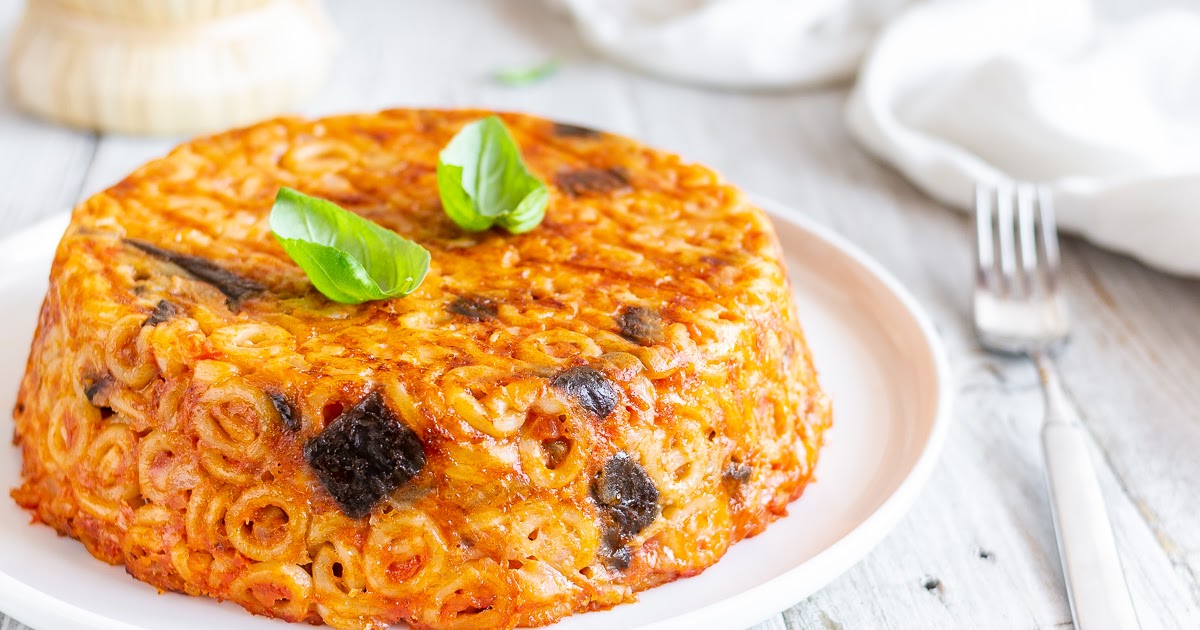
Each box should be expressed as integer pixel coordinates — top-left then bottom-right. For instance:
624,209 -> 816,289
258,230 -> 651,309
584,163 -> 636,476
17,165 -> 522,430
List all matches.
1037,354 -> 1140,630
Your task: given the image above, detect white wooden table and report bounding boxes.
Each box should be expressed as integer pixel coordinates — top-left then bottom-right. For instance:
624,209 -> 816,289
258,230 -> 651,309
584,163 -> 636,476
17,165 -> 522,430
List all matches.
2,1 -> 1199,629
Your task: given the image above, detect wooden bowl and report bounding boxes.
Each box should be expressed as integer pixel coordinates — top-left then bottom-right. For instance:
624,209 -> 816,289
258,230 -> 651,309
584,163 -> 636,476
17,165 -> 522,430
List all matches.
6,0 -> 336,135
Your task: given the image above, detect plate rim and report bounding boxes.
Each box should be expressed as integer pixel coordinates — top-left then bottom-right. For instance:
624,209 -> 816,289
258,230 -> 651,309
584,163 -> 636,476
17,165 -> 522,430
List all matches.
0,197 -> 953,630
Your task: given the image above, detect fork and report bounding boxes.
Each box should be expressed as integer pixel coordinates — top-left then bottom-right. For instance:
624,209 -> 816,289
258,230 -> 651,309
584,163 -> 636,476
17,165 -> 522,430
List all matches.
974,182 -> 1140,630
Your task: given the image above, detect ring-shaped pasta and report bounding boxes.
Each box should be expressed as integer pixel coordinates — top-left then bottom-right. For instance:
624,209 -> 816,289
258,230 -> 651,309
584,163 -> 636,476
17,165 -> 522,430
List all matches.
298,371 -> 368,430
82,423 -> 139,503
312,541 -> 392,626
225,484 -> 310,564
515,329 -> 602,365
281,138 -> 356,173
315,600 -> 390,630
305,510 -> 361,550
378,377 -> 425,433
186,482 -> 235,551
419,558 -> 516,630
509,557 -> 585,615
440,440 -> 519,487
655,494 -> 732,569
72,488 -> 119,523
208,323 -> 295,363
105,314 -> 157,389
518,410 -> 588,490
106,388 -> 151,431
169,543 -> 214,590
364,511 -> 447,599
641,414 -> 719,505
190,376 -> 273,460
149,316 -> 208,377
442,366 -> 538,438
155,377 -> 190,431
498,503 -> 598,572
601,351 -> 658,416
199,449 -> 261,486
590,242 -> 645,270
312,542 -> 361,598
629,322 -> 698,379
590,329 -> 637,355
229,561 -> 313,622
44,398 -> 94,468
122,504 -> 183,590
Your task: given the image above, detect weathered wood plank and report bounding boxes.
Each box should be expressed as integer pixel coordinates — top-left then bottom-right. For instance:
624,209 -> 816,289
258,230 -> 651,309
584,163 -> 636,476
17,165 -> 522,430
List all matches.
0,2 -> 98,232
0,23 -> 96,227
1061,245 -> 1200,605
0,615 -> 31,630
3,2 -> 1200,630
0,109 -> 96,229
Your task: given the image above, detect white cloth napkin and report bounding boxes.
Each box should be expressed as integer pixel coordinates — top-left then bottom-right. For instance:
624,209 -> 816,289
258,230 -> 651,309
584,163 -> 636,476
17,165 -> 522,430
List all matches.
551,0 -> 909,88
847,0 -> 1200,276
555,0 -> 1200,276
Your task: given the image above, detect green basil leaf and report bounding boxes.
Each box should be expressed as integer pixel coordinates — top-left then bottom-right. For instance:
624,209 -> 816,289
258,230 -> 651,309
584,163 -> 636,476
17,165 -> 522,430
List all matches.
436,116 -> 549,234
270,187 -> 430,304
493,59 -> 560,87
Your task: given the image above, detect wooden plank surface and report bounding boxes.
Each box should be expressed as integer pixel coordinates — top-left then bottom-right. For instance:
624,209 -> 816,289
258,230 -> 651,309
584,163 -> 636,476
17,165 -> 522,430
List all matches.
2,1 -> 1199,629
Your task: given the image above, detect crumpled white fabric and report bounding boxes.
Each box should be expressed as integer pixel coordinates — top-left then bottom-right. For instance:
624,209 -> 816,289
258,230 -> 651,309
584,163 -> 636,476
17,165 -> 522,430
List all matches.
555,0 -> 1200,276
551,0 -> 909,88
847,0 -> 1200,276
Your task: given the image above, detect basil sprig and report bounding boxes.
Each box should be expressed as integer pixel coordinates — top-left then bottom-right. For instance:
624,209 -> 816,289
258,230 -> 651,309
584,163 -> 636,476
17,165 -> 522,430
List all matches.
437,116 -> 549,234
270,187 -> 430,304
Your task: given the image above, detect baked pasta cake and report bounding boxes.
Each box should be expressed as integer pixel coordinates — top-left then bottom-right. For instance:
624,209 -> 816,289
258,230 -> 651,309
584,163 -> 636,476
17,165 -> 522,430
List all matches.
11,109 -> 831,629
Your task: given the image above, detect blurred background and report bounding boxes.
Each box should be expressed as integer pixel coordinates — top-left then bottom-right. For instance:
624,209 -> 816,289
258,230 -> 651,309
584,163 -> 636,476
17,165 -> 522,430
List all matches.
2,1 -> 1199,629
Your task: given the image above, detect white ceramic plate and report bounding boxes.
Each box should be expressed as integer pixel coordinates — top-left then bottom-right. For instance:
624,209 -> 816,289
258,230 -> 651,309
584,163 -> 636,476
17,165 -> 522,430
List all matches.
0,198 -> 951,630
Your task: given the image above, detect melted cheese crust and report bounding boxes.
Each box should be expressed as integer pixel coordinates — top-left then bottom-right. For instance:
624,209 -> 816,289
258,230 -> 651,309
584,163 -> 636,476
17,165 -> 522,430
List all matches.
11,109 -> 831,629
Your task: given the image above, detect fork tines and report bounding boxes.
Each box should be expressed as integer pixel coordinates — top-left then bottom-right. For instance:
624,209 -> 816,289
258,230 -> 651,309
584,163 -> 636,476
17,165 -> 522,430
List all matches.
975,182 -> 1061,299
